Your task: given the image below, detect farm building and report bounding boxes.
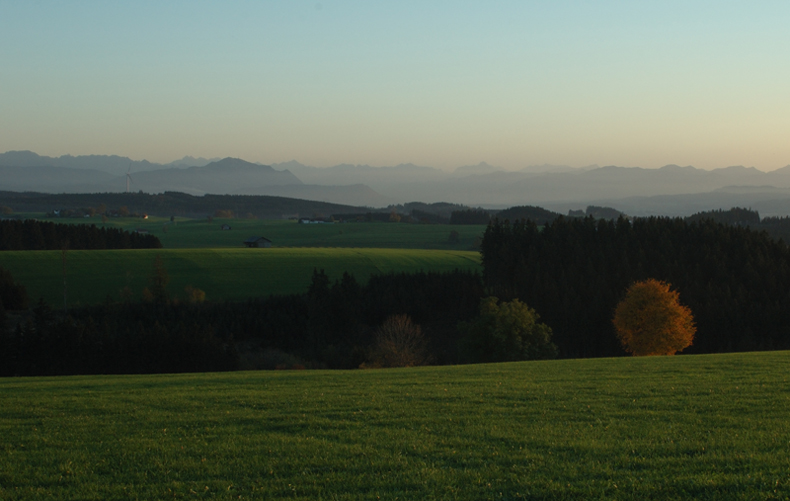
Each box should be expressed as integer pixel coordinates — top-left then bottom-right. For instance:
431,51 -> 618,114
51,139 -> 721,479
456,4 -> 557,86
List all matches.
243,236 -> 272,248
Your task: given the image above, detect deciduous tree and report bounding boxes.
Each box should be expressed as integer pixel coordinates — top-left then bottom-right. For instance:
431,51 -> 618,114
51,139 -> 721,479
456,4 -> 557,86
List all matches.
184,285 -> 206,304
613,279 -> 695,356
146,255 -> 170,303
362,314 -> 430,368
460,297 -> 557,363
0,267 -> 28,311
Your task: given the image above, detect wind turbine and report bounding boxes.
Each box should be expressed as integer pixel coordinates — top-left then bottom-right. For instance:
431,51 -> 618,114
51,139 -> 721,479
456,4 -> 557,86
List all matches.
126,164 -> 132,193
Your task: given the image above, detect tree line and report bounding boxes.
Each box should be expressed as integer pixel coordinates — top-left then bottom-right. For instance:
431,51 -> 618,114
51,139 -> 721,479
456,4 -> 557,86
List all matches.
683,207 -> 790,242
0,191 -> 370,220
0,270 -> 484,376
0,219 -> 161,250
3,213 -> 790,376
481,216 -> 790,358
450,209 -> 491,225
686,207 -> 761,226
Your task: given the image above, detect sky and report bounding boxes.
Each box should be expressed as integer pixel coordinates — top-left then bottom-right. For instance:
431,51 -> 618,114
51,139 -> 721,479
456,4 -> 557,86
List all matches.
1,1 -> 789,171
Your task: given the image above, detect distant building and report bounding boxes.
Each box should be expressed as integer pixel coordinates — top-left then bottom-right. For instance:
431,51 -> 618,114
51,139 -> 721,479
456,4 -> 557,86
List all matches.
243,236 -> 272,248
221,224 -> 232,230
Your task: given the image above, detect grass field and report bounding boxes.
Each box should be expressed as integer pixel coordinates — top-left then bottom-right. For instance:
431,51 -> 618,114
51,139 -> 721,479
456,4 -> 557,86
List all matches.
0,248 -> 481,305
1,351 -> 788,500
26,216 -> 488,250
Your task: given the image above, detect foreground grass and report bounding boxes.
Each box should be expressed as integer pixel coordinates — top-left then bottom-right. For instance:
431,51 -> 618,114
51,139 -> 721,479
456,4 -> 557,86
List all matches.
1,352 -> 789,500
0,248 -> 481,305
27,216 -> 488,251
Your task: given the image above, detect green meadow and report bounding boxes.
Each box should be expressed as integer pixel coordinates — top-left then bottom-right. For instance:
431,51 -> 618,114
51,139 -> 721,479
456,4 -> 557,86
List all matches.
1,351 -> 788,500
0,248 -> 481,305
30,216 -> 488,250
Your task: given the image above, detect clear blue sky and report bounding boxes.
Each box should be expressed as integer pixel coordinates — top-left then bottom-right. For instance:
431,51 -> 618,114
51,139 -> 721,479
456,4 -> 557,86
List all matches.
1,1 -> 789,170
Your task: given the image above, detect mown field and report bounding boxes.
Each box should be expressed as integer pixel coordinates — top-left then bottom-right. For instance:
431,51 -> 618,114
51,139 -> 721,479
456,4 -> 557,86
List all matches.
24,215 -> 488,250
1,351 -> 788,500
0,248 -> 481,305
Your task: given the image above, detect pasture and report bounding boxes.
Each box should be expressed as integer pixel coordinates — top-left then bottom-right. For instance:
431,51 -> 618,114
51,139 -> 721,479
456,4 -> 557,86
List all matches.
25,216 -> 488,250
0,248 -> 481,305
1,351 -> 788,499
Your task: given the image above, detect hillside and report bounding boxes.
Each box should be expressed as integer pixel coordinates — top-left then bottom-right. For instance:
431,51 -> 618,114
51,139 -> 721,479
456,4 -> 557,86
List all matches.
1,352 -> 787,499
0,248 -> 481,305
0,191 -> 374,219
0,165 -> 119,192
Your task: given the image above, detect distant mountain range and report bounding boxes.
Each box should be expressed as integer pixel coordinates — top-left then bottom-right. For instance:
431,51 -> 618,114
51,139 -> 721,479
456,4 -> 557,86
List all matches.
273,160 -> 790,215
560,185 -> 790,218
0,151 -> 225,174
0,153 -> 392,207
3,150 -> 790,216
123,157 -> 301,193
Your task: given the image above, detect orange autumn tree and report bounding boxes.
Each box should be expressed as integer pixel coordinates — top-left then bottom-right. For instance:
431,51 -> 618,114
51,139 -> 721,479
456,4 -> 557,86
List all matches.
613,279 -> 696,356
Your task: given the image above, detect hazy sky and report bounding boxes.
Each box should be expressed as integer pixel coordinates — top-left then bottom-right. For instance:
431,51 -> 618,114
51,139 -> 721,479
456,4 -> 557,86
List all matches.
1,1 -> 789,171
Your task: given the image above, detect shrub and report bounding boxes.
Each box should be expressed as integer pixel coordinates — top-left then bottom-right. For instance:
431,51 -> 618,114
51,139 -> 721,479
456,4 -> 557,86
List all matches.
460,297 -> 557,363
362,314 -> 430,368
0,267 -> 28,310
184,286 -> 206,304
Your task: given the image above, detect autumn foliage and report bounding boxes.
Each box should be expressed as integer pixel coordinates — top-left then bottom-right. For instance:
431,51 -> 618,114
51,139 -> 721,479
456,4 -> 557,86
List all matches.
613,279 -> 696,356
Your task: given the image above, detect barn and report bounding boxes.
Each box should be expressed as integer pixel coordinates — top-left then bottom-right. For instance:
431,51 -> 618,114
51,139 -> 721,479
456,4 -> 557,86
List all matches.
243,236 -> 272,248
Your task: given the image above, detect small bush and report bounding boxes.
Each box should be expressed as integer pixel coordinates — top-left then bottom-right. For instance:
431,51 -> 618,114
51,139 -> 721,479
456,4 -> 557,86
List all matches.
362,314 -> 430,368
0,267 -> 28,311
184,286 -> 206,304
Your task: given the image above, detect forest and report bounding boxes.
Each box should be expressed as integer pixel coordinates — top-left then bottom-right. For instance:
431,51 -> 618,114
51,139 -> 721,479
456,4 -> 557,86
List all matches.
0,218 -> 162,250
482,216 -> 790,358
495,205 -> 561,224
686,207 -> 790,242
2,214 -> 790,376
0,191 -> 370,219
0,270 -> 483,376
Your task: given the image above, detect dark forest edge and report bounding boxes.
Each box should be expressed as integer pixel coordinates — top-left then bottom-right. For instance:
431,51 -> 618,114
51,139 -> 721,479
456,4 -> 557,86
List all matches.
0,218 -> 162,251
482,215 -> 790,358
1,214 -> 790,376
0,270 -> 486,376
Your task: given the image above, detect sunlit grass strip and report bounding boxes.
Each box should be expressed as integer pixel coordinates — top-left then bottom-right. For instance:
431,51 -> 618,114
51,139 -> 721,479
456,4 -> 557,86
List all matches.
1,351 -> 788,499
0,247 -> 481,305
